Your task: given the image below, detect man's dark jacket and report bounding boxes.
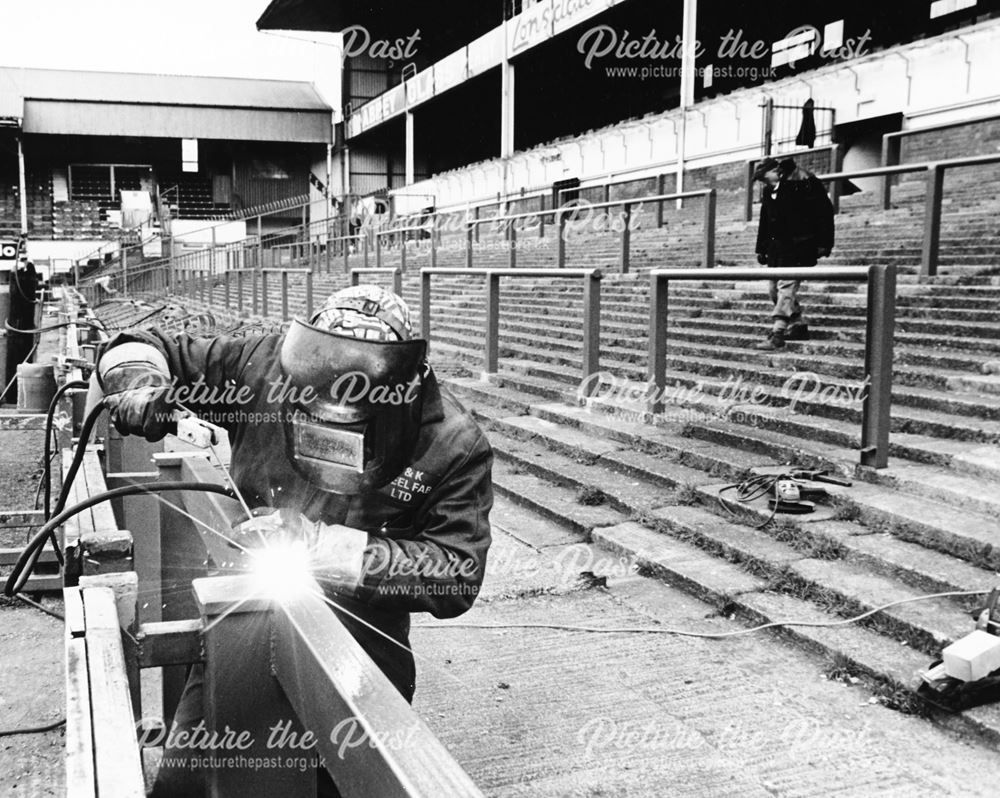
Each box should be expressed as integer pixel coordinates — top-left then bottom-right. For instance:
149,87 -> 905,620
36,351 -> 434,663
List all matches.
756,164 -> 835,267
105,328 -> 493,701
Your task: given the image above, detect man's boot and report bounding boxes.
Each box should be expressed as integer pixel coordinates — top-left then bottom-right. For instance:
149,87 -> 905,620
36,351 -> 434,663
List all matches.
753,329 -> 785,350
786,321 -> 810,341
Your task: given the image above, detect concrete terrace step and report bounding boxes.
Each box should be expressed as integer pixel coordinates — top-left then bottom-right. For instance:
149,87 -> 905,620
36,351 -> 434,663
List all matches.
429,324 -> 1000,445
433,302 -> 1000,383
465,387 -> 1000,569
483,439 -> 1000,742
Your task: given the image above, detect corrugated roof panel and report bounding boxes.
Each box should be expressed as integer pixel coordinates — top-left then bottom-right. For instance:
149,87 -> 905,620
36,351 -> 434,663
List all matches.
0,66 -> 330,111
0,91 -> 23,120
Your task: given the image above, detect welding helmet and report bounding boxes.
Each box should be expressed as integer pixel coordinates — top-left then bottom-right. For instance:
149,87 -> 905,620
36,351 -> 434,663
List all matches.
280,284 -> 426,494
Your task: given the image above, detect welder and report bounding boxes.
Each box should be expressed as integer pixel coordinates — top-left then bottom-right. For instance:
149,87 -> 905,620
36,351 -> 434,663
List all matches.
96,284 -> 493,796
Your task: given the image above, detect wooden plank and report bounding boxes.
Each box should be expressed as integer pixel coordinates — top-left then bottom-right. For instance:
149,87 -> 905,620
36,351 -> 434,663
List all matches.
136,620 -> 204,668
0,547 -> 58,565
64,586 -> 86,638
82,587 -> 145,798
65,636 -> 96,798
83,449 -> 118,534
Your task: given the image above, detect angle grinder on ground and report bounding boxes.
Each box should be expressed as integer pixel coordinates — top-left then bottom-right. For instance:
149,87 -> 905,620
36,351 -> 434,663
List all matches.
718,466 -> 852,523
917,587 -> 1000,711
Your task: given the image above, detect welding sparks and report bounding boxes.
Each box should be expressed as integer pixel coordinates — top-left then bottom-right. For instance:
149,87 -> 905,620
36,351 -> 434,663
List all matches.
248,540 -> 314,604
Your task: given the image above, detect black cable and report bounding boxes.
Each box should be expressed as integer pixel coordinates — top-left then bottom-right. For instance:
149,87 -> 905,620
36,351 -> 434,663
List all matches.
42,380 -> 89,521
15,593 -> 65,621
4,319 -> 105,335
4,481 -> 236,597
0,718 -> 66,738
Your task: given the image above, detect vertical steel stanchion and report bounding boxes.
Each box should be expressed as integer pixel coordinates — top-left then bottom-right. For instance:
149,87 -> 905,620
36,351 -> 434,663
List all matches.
920,164 -> 944,279
251,269 -> 259,316
466,223 -> 474,269
744,160 -> 757,223
420,270 -> 431,344
508,219 -> 517,269
485,272 -> 500,374
392,268 -> 402,296
237,270 -> 244,316
430,217 -> 437,270
557,211 -> 566,268
703,189 -> 717,268
582,271 -> 602,395
261,271 -> 269,317
305,271 -> 313,319
281,271 -> 289,321
647,274 -> 669,415
861,264 -> 896,469
621,202 -> 631,274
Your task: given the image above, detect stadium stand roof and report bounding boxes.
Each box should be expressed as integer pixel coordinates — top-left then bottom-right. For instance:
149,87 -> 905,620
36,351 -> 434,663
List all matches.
0,66 -> 333,142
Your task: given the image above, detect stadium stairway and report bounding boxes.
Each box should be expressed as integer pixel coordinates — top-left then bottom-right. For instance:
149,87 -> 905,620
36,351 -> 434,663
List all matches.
114,171 -> 1000,740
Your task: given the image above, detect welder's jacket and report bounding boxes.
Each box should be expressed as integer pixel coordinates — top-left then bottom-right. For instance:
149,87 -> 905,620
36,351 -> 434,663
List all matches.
104,329 -> 493,701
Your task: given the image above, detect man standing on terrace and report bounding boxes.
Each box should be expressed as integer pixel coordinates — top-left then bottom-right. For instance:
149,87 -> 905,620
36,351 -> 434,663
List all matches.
752,156 -> 835,350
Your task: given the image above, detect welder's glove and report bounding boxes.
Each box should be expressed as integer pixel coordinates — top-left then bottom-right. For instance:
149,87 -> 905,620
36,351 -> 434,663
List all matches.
234,508 -> 367,591
756,253 -> 768,265
97,342 -> 175,442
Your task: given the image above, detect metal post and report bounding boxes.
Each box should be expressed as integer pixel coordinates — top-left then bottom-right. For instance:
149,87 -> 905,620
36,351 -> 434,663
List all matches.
744,160 -> 757,222
880,134 -> 899,211
121,247 -> 128,298
703,189 -> 716,268
621,203 -> 631,274
261,270 -> 269,316
828,144 -> 844,214
224,270 -> 230,308
762,97 -> 774,156
344,235 -> 350,274
485,272 -> 500,374
251,269 -> 259,316
376,232 -> 382,269
281,271 -> 289,321
400,233 -> 407,274
421,270 -> 432,344
920,164 -> 944,278
194,578 -> 315,797
305,271 -> 313,319
582,273 -> 601,393
466,223 -> 474,269
237,270 -> 244,315
210,225 -> 217,274
557,212 -> 566,268
647,275 -> 669,414
473,206 -> 480,242
256,216 -> 263,270
861,264 -> 896,469
430,217 -> 438,269
508,219 -> 517,269
392,268 -> 402,295
363,234 -> 369,269
199,270 -> 206,304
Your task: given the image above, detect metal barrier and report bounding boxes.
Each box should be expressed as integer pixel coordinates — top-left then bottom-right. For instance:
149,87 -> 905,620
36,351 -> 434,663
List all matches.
261,268 -> 313,321
647,264 -> 897,468
350,267 -> 403,295
375,223 -> 437,273
745,150 -> 1000,277
420,268 -> 602,392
